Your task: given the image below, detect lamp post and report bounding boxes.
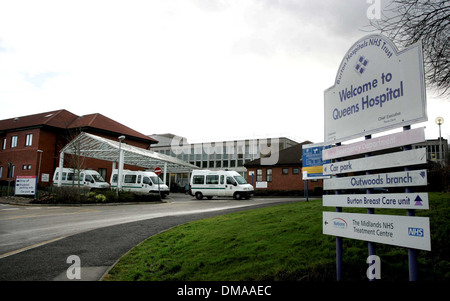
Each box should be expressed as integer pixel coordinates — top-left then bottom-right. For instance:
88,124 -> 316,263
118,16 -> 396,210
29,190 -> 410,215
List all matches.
435,117 -> 444,167
116,135 -> 126,198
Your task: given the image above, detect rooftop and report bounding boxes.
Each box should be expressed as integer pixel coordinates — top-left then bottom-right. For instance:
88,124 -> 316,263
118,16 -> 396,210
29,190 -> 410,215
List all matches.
0,109 -> 157,144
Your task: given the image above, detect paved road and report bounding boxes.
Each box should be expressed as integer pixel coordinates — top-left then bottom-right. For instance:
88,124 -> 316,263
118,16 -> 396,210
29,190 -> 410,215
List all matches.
0,194 -> 307,281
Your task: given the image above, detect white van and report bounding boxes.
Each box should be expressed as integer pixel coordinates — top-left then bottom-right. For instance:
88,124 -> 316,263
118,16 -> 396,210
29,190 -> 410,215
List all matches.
110,169 -> 170,198
53,168 -> 110,190
189,170 -> 254,200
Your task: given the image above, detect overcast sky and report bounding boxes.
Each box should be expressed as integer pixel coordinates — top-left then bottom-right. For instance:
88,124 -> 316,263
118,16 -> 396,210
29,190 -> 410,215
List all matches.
0,0 -> 448,144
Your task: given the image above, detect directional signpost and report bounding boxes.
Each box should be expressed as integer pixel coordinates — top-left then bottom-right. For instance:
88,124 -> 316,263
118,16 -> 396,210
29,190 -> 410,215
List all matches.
302,143 -> 331,179
323,147 -> 426,175
15,176 -> 37,196
322,34 -> 429,281
322,127 -> 426,160
324,170 -> 427,190
301,143 -> 331,201
323,212 -> 431,251
323,193 -> 429,210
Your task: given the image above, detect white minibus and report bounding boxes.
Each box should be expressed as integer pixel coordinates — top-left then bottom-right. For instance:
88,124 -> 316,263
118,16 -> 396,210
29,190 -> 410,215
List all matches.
110,169 -> 170,198
53,168 -> 110,190
189,170 -> 254,200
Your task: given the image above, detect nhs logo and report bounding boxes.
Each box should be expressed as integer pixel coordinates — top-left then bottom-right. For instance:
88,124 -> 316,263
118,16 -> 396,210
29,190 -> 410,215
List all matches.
408,227 -> 424,237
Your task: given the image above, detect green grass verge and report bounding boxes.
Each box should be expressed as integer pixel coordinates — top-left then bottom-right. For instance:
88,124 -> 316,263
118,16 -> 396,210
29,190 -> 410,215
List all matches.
103,192 -> 450,281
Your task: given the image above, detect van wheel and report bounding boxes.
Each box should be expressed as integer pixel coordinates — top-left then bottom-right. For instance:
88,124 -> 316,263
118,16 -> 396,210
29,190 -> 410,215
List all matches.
195,192 -> 203,200
234,192 -> 242,200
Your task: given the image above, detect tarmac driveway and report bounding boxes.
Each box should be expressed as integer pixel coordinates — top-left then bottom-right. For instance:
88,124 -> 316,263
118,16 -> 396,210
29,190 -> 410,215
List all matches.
0,195 -> 304,281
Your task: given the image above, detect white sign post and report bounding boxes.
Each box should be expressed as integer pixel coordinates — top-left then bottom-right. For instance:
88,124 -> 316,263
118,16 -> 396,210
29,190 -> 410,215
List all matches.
323,212 -> 431,251
324,34 -> 427,143
323,127 -> 425,160
322,34 -> 429,281
324,170 -> 427,190
323,193 -> 429,210
15,176 -> 37,196
323,148 -> 426,175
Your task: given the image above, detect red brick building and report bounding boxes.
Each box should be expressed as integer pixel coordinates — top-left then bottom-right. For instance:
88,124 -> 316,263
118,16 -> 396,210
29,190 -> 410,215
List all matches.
244,142 -> 323,194
0,110 -> 157,186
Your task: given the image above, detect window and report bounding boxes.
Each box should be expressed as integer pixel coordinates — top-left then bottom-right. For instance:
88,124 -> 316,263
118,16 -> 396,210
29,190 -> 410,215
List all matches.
293,168 -> 300,175
0,166 -> 3,178
98,168 -> 107,181
55,172 -> 68,181
282,168 -> 289,175
245,144 -> 251,160
10,165 -> 15,178
257,169 -> 263,182
25,134 -> 33,146
11,136 -> 18,148
92,174 -> 105,182
2,138 -> 6,150
124,175 -> 137,183
143,176 -> 151,185
85,174 -> 93,182
150,176 -> 163,184
226,176 -> 236,185
193,175 -> 204,185
220,175 -> 225,185
66,172 -> 82,181
234,175 -> 248,185
206,175 -> 219,184
223,146 -> 228,160
267,169 -> 272,182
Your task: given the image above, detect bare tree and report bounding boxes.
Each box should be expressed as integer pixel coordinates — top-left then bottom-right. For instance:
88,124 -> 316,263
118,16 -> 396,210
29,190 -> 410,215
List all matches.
57,127 -> 86,201
370,0 -> 450,97
65,129 -> 85,191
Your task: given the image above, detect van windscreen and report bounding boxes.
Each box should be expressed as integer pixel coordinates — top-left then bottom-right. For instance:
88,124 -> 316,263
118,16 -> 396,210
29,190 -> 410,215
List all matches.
150,176 -> 163,184
234,176 -> 247,184
92,174 -> 105,182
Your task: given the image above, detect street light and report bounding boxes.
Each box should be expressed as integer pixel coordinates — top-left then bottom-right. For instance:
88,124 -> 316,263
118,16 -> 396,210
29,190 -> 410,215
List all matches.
435,117 -> 444,167
116,136 -> 126,197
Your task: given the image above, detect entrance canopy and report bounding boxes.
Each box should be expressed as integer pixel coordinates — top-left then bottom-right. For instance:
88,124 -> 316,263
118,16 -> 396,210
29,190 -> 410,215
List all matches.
59,132 -> 198,173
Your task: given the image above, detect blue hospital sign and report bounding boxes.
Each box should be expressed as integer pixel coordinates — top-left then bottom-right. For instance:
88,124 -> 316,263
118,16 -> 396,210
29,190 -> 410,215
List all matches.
302,143 -> 331,179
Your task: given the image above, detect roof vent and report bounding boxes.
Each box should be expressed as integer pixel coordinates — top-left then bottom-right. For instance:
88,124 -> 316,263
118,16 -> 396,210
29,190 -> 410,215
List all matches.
13,117 -> 19,121
44,113 -> 54,118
